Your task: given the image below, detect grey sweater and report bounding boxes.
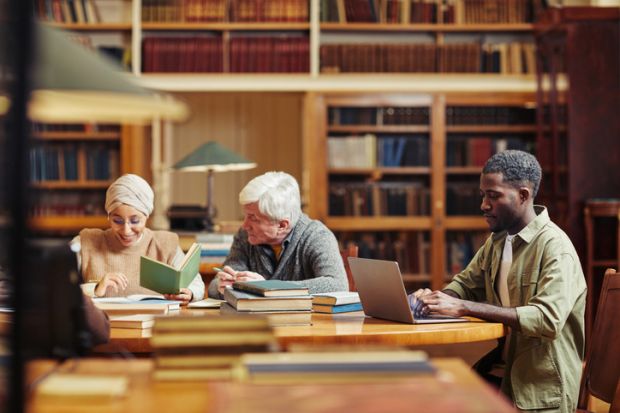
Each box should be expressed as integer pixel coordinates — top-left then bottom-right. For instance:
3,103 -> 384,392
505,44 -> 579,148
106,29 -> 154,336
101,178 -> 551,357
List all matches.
208,214 -> 348,298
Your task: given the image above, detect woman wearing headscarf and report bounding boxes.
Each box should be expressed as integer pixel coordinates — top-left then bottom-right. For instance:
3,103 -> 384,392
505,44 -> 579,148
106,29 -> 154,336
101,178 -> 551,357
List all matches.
73,174 -> 205,304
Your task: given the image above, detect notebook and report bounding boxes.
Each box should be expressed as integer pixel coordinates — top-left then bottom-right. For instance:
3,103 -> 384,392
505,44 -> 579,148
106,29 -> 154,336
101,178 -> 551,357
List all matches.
348,257 -> 468,324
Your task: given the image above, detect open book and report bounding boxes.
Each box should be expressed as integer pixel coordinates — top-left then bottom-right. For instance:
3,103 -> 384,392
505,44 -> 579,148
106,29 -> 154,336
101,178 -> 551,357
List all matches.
139,242 -> 200,294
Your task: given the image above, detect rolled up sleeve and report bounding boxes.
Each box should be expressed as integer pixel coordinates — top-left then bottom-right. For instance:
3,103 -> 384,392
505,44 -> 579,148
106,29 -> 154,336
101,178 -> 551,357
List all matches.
516,253 -> 583,339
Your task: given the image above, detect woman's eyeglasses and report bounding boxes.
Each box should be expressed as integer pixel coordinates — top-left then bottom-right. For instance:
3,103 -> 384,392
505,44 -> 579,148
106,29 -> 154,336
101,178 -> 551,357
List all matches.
109,215 -> 144,227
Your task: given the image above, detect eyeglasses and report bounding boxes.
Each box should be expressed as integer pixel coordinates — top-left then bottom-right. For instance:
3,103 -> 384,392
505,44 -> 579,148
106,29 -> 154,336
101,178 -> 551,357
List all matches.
109,215 -> 145,227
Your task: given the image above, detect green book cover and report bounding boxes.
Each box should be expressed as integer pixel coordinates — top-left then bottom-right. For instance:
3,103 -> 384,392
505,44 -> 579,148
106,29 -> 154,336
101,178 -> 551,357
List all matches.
140,243 -> 200,294
232,280 -> 309,297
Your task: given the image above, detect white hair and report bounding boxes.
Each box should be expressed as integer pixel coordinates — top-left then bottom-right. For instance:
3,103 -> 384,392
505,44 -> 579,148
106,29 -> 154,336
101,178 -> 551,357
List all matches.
239,172 -> 301,226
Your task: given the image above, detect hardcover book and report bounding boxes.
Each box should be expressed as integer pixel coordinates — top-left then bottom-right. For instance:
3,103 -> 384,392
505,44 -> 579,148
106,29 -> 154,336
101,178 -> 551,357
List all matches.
232,279 -> 309,297
238,350 -> 435,383
224,288 -> 313,312
220,302 -> 312,326
109,314 -> 155,329
140,242 -> 200,294
312,291 -> 360,306
92,298 -> 180,315
312,302 -> 363,314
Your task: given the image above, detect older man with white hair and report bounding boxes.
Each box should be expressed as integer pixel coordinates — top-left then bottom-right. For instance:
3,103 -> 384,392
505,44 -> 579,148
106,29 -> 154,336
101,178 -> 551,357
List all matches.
208,171 -> 348,298
74,174 -> 205,304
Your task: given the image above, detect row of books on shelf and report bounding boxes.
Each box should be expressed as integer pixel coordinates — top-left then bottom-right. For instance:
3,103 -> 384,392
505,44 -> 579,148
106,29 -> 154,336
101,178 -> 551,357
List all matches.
31,123 -> 121,134
322,0 -> 542,24
446,105 -> 535,125
29,144 -> 120,182
143,0 -> 309,23
66,33 -> 132,70
31,192 -> 106,216
142,36 -> 309,73
328,105 -> 539,126
338,232 -> 430,276
328,135 -> 429,168
143,0 -> 543,25
321,41 -> 536,74
446,135 -> 534,167
329,106 -> 430,126
34,0 -> 101,24
446,181 -> 480,215
330,182 -> 431,217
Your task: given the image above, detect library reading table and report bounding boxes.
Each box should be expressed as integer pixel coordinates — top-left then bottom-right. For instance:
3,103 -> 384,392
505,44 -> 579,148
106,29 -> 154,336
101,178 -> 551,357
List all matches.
26,358 -> 516,413
96,310 -> 505,354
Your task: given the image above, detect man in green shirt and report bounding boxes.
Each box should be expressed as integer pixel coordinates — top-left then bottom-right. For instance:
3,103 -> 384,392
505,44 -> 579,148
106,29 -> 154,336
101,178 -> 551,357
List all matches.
412,150 -> 586,413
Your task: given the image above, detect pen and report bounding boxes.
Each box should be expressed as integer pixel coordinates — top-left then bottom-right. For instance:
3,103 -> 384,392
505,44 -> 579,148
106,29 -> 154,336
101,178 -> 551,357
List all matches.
213,267 -> 236,279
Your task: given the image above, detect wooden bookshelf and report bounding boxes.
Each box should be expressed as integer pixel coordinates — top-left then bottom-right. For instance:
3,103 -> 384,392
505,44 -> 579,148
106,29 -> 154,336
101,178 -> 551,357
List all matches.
304,91 -> 544,290
320,23 -> 534,32
37,0 -> 543,82
28,124 -> 149,234
45,23 -> 133,31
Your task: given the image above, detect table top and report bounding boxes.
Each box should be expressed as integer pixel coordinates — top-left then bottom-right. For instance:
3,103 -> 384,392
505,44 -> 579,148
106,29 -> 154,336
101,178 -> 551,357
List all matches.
25,358 -> 516,413
96,309 -> 505,354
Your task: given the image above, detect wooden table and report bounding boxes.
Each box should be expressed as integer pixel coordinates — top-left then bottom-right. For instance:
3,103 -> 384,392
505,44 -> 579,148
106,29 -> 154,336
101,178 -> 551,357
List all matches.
26,358 -> 516,413
96,310 -> 505,354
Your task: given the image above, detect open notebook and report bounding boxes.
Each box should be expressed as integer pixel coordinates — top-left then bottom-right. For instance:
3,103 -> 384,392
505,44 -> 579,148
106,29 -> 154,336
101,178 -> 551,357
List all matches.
348,257 -> 468,324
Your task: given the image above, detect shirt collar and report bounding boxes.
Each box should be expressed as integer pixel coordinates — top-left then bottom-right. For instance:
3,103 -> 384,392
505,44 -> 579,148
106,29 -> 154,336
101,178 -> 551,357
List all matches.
491,205 -> 549,244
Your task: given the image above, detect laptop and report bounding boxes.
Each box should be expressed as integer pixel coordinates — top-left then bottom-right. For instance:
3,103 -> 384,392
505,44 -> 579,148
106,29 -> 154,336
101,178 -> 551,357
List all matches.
348,257 -> 468,324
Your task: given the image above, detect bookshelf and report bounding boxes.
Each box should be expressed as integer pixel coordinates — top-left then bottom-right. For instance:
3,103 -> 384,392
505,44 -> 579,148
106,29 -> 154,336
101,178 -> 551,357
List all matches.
35,0 -> 134,70
36,0 -> 546,91
28,123 -> 149,234
303,91 -> 544,291
534,7 -> 620,345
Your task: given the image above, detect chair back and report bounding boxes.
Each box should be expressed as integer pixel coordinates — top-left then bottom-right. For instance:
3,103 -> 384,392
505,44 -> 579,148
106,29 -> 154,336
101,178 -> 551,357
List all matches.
578,268 -> 620,409
340,244 -> 359,292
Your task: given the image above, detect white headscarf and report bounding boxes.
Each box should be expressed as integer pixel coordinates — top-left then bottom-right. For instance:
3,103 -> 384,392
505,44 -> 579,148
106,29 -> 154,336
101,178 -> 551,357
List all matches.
105,174 -> 154,217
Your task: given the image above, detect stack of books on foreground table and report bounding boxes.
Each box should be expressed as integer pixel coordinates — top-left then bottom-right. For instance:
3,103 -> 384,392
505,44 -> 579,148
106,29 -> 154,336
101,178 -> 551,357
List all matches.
150,314 -> 277,381
237,350 -> 435,384
311,291 -> 363,313
221,280 -> 312,326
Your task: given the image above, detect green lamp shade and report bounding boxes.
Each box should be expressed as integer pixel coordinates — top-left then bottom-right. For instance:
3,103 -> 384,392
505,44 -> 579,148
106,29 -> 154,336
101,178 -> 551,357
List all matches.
173,142 -> 257,172
27,24 -> 188,124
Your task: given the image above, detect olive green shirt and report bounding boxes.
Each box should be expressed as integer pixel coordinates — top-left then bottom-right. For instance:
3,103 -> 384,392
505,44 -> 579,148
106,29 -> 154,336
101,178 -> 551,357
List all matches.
445,206 -> 586,412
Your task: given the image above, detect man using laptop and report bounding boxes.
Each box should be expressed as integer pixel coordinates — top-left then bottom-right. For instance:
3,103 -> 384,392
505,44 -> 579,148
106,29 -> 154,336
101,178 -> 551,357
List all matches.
411,150 -> 585,413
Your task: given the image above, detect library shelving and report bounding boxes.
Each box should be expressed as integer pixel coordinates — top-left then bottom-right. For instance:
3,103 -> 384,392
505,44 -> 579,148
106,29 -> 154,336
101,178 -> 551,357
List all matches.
35,0 -> 546,90
534,7 -> 620,344
28,123 -> 149,234
303,91 -> 549,291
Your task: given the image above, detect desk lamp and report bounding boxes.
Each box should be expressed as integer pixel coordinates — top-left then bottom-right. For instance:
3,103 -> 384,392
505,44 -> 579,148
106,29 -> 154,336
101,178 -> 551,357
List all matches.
173,142 -> 256,232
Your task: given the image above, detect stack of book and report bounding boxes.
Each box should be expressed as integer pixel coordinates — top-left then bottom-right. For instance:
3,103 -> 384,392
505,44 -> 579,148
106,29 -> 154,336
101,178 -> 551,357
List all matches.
109,314 -> 155,329
150,315 -> 277,381
312,292 -> 363,314
221,280 -> 313,326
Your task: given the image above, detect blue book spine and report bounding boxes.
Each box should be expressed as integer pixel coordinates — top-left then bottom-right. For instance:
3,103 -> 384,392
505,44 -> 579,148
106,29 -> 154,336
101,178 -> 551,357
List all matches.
317,302 -> 363,313
201,249 -> 230,257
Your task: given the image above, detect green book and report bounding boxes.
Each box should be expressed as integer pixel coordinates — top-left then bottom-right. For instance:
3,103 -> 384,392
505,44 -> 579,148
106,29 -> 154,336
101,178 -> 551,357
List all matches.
139,242 -> 200,294
232,280 -> 309,297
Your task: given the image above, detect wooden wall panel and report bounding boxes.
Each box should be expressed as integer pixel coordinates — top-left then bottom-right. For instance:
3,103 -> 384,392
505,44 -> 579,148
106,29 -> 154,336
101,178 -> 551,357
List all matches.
169,92 -> 303,222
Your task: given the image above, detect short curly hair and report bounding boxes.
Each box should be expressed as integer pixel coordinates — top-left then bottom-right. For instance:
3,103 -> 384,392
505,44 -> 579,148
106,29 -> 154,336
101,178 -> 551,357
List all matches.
482,150 -> 542,198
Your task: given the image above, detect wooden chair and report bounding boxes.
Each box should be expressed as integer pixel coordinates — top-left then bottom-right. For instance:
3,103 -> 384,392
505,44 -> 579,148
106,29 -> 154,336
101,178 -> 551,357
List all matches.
577,268 -> 620,412
340,244 -> 359,292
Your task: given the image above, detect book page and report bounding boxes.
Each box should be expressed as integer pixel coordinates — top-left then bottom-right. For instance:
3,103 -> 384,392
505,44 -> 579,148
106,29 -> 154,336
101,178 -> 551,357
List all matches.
178,243 -> 200,270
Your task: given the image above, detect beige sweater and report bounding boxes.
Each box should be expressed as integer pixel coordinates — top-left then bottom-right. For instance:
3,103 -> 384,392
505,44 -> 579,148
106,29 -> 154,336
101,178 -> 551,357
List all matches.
79,228 -> 204,299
